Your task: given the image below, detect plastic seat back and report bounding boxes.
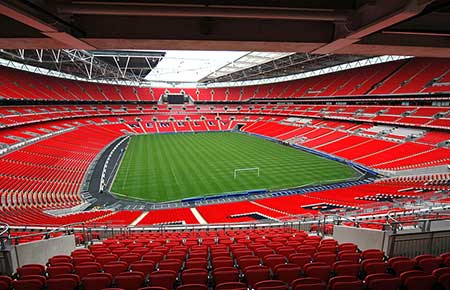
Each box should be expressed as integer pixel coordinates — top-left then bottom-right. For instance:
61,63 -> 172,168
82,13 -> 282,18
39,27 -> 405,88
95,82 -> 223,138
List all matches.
304,265 -> 331,282
120,254 -> 140,265
158,259 -> 182,273
213,267 -> 239,285
48,256 -> 72,265
244,265 -> 270,288
215,282 -> 247,290
212,257 -> 233,268
292,277 -> 326,290
334,263 -> 360,276
254,279 -> 287,290
332,280 -> 363,290
239,256 -> 260,271
176,285 -> 207,290
12,279 -> 44,290
75,263 -> 101,278
130,261 -> 155,276
185,258 -> 207,269
47,278 -> 78,290
47,264 -> 73,278
404,275 -> 435,290
96,254 -> 119,266
274,263 -> 301,284
438,273 -> 450,290
103,261 -> 128,277
82,274 -> 112,290
263,254 -> 286,270
149,270 -> 177,290
289,254 -> 311,268
17,265 -> 45,277
418,257 -> 443,274
391,259 -> 415,275
362,249 -> 384,260
115,272 -> 145,290
181,268 -> 208,285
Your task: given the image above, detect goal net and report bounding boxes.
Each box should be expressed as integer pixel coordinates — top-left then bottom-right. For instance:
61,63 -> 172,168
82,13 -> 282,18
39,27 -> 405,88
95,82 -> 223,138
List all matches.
234,167 -> 260,179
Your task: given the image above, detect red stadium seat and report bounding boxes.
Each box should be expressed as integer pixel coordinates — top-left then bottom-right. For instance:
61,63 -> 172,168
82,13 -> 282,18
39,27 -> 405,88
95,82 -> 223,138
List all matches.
115,272 -> 145,290
439,273 -> 450,290
47,278 -> 78,290
274,263 -> 301,284
215,282 -> 247,290
12,279 -> 45,290
48,256 -> 72,265
149,270 -> 177,290
158,259 -> 182,273
291,277 -> 326,290
332,280 -> 363,290
184,258 -> 207,269
17,265 -> 45,277
244,265 -> 271,288
129,261 -> 154,276
103,262 -> 128,277
289,254 -> 312,268
181,268 -> 208,285
176,285 -> 207,290
47,264 -> 74,278
213,267 -> 239,285
254,279 -> 288,290
362,259 -> 388,275
303,263 -> 331,282
75,263 -> 102,278
82,273 -> 113,290
418,257 -> 443,274
362,249 -> 384,260
263,254 -> 286,270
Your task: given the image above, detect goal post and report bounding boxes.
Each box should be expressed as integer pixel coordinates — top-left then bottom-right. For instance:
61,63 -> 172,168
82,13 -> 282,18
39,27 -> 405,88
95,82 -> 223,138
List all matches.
234,167 -> 260,179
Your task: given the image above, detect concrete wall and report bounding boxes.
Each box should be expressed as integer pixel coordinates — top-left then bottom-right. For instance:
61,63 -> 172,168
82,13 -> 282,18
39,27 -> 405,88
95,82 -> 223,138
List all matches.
11,235 -> 76,271
333,225 -> 388,251
431,220 -> 450,231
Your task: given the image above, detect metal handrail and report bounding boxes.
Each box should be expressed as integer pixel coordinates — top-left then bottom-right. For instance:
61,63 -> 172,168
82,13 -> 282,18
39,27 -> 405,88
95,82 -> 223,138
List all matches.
387,210 -> 404,232
0,222 -> 11,250
4,222 -> 86,245
0,222 -> 9,237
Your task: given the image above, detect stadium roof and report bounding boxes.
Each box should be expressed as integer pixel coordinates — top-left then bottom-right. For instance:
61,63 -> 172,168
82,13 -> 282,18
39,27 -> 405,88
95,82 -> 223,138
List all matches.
0,0 -> 448,85
0,48 -> 373,85
0,0 -> 448,57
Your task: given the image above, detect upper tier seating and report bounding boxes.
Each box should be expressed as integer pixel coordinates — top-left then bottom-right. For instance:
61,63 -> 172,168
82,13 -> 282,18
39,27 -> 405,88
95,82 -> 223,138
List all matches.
1,57 -> 449,102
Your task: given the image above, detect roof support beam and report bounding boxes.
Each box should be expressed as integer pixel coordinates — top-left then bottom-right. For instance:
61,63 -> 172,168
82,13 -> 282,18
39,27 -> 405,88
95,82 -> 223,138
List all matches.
0,2 -> 95,49
312,0 -> 435,54
58,3 -> 350,22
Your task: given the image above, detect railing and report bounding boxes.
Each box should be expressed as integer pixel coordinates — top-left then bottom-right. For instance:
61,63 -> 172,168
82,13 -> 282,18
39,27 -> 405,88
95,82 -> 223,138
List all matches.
0,223 -> 10,250
332,206 -> 450,233
84,219 -> 313,240
387,210 -> 404,233
387,227 -> 450,258
4,204 -> 449,247
3,222 -> 88,247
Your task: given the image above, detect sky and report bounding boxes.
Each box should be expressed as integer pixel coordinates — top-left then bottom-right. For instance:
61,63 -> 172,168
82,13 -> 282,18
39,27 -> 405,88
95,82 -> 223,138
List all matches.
145,50 -> 248,82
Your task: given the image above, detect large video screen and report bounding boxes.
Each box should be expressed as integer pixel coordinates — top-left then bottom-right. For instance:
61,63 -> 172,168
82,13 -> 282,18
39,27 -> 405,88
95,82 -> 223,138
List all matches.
167,94 -> 185,104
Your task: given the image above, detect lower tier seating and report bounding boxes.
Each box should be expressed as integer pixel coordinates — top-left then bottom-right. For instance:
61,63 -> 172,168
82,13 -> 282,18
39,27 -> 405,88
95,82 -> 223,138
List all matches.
2,228 -> 450,290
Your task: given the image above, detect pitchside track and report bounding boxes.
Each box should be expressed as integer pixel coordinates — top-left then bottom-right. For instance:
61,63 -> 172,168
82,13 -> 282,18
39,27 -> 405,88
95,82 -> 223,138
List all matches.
111,132 -> 359,202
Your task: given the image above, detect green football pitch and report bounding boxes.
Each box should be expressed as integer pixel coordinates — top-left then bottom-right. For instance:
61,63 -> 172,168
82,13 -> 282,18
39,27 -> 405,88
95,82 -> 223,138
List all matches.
110,132 -> 359,202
